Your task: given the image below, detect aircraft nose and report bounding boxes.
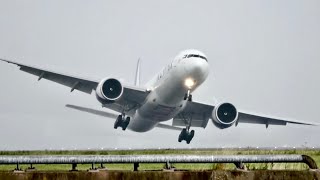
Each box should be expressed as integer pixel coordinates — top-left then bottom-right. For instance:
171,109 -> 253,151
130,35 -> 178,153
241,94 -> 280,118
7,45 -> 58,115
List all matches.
192,59 -> 209,78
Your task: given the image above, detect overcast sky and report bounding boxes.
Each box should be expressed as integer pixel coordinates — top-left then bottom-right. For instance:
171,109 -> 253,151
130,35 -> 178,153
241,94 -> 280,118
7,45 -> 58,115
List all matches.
0,0 -> 319,150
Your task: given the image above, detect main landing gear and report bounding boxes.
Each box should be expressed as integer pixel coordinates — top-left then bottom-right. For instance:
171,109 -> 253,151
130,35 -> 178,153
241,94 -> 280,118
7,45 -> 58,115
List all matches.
114,114 -> 130,131
178,128 -> 195,144
183,90 -> 192,101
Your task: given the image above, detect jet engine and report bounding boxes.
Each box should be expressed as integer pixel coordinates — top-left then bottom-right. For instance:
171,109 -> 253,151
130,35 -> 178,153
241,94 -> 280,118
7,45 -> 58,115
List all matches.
96,78 -> 124,102
211,103 -> 238,129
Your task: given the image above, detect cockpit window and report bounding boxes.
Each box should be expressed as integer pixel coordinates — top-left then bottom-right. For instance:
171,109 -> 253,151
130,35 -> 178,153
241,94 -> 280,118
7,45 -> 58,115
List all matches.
184,54 -> 207,61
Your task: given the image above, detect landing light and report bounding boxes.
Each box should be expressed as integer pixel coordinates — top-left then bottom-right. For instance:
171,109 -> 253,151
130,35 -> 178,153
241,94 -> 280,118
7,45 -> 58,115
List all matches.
185,78 -> 195,88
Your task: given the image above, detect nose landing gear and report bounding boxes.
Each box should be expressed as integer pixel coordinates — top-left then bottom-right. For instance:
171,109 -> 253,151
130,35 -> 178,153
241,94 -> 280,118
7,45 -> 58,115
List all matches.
178,128 -> 195,144
183,90 -> 192,101
114,114 -> 130,131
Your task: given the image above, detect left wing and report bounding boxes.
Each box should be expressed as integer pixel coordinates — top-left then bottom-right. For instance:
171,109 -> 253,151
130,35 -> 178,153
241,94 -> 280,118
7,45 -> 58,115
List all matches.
237,112 -> 317,127
173,101 -> 317,128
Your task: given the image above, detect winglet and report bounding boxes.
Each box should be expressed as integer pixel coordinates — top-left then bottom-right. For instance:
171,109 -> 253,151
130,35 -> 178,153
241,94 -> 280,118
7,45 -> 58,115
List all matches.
134,58 -> 141,86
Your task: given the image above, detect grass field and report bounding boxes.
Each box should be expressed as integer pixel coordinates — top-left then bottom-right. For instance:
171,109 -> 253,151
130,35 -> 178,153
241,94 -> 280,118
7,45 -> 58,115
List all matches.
0,149 -> 319,171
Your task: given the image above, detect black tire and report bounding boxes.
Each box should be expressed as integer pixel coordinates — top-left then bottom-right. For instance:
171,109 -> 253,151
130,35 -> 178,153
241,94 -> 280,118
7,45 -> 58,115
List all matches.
122,117 -> 130,131
181,128 -> 187,136
190,130 -> 195,138
185,130 -> 195,144
178,135 -> 182,142
183,93 -> 187,100
114,115 -> 122,129
125,117 -> 131,126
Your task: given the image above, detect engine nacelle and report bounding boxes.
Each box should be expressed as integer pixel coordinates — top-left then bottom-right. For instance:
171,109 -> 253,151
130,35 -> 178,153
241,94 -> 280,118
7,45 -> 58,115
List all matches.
211,103 -> 238,129
96,78 -> 124,102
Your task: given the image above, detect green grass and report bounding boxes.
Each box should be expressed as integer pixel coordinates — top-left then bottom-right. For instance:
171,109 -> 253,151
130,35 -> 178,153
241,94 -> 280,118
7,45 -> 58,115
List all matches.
0,149 -> 318,171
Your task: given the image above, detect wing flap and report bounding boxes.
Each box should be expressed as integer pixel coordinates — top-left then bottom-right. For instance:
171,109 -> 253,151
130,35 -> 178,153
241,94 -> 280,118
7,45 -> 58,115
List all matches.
121,85 -> 149,105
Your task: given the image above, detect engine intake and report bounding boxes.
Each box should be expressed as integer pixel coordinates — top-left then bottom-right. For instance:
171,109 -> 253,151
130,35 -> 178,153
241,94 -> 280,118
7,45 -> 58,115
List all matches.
96,78 -> 123,101
211,103 -> 238,129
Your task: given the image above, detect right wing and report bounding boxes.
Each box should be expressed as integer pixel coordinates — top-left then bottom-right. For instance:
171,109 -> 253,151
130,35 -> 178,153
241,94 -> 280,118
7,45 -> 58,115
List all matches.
1,58 -> 98,94
0,58 -> 150,111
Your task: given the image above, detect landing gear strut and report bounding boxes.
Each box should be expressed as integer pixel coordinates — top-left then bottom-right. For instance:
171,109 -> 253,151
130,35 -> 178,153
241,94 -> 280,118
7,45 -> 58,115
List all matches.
183,90 -> 192,101
178,128 -> 195,144
114,114 -> 130,131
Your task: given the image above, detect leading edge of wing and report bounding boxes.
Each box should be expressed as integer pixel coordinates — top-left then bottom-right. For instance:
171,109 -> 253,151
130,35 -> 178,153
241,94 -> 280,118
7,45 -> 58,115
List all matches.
238,111 -> 319,126
0,58 -> 100,84
0,58 -> 149,95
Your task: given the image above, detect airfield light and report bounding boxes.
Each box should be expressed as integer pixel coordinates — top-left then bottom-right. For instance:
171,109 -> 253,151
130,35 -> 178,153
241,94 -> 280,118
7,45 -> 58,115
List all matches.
185,78 -> 195,88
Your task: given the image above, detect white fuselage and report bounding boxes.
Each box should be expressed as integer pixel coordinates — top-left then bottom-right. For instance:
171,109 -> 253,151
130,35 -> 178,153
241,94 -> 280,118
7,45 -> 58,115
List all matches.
128,50 -> 209,132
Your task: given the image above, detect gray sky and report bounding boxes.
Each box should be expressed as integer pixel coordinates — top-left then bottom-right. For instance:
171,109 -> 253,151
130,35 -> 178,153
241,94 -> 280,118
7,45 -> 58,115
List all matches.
0,0 -> 319,150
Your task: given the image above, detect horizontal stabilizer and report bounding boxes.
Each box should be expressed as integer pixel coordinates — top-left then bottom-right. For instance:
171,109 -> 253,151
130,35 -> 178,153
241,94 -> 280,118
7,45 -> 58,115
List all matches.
156,123 -> 183,131
66,104 -> 118,119
66,104 -> 183,131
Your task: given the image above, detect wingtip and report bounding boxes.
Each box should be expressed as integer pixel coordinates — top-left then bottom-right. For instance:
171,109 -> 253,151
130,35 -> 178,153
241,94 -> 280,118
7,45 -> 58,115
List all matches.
0,58 -> 8,63
0,58 -> 17,65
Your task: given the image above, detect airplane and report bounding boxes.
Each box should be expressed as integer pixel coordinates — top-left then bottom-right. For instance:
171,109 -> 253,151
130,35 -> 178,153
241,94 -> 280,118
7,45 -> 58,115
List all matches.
0,49 -> 317,144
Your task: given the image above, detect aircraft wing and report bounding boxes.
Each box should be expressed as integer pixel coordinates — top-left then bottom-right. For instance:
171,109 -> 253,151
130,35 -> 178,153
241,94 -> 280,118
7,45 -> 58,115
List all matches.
173,101 -> 317,128
0,58 -> 150,106
172,101 -> 214,128
0,58 -> 99,94
236,112 -> 318,126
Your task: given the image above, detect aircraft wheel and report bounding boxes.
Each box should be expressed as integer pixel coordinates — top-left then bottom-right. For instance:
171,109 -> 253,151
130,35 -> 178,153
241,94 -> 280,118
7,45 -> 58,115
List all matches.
122,117 -> 130,131
114,115 -> 122,129
125,117 -> 130,126
190,130 -> 195,138
183,93 -> 188,100
181,128 -> 187,136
